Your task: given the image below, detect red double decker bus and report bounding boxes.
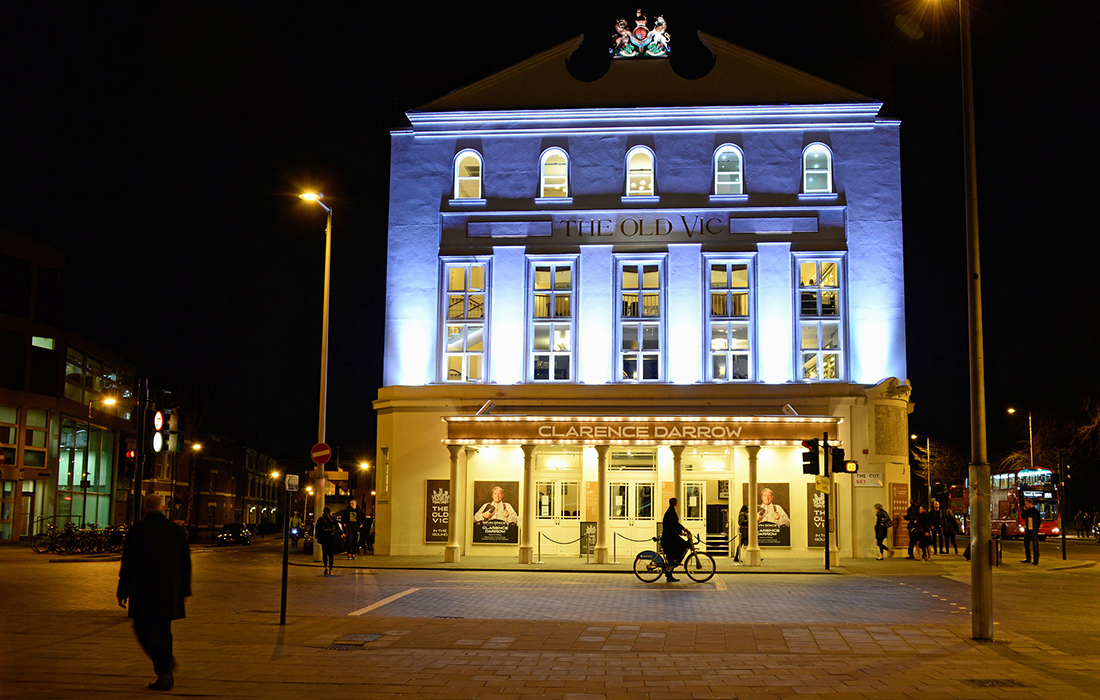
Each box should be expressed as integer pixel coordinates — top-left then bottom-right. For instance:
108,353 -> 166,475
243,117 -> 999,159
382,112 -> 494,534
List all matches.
948,468 -> 1061,539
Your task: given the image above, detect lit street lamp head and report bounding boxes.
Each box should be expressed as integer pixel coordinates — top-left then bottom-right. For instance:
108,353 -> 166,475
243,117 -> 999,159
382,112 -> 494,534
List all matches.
299,192 -> 323,202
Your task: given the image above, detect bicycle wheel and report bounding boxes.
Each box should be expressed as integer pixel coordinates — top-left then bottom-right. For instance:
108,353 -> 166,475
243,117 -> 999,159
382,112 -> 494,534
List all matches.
683,552 -> 716,583
633,554 -> 664,583
32,533 -> 52,554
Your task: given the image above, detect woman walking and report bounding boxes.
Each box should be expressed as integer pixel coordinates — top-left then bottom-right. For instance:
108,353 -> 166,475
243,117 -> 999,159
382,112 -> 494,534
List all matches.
943,507 -> 959,554
874,504 -> 892,560
315,507 -> 338,575
916,505 -> 933,560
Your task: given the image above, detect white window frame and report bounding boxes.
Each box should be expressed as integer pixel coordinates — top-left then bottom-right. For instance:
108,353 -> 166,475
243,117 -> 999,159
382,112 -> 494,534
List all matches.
713,144 -> 745,195
705,256 -> 755,382
453,149 -> 483,200
538,148 -> 569,199
528,257 -> 576,382
616,255 -> 665,382
796,256 -> 845,382
802,143 -> 833,194
624,145 -> 656,196
441,258 -> 489,383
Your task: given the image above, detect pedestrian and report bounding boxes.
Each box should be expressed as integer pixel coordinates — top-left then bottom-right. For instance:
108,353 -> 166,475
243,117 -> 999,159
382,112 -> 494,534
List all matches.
316,506 -> 338,575
916,505 -> 933,560
734,505 -> 748,562
1075,510 -> 1085,538
116,494 -> 192,691
1021,498 -> 1041,565
930,500 -> 945,554
873,503 -> 892,560
904,500 -> 920,559
943,507 -> 959,554
660,497 -> 690,583
341,499 -> 362,559
1084,510 -> 1093,537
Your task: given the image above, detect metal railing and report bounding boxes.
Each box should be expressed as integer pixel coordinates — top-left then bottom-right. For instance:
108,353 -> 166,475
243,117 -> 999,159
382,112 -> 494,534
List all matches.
536,531 -> 594,564
612,531 -> 658,564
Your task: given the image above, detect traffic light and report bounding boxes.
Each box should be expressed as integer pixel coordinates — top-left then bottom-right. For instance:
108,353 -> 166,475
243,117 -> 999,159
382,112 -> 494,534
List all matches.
152,409 -> 170,453
801,439 -> 820,475
152,409 -> 183,453
124,449 -> 136,480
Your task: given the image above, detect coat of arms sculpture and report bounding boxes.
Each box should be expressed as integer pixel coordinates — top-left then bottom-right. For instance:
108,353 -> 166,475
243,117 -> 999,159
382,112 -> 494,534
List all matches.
611,10 -> 670,58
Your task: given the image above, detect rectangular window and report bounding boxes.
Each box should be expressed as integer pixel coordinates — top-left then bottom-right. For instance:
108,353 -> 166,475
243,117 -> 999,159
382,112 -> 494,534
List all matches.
530,260 -> 573,381
708,260 -> 753,381
618,260 -> 663,381
798,258 -> 844,381
442,261 -> 487,383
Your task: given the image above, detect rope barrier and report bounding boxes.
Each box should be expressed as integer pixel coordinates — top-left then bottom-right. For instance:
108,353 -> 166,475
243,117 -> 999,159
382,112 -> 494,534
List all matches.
536,531 -> 596,564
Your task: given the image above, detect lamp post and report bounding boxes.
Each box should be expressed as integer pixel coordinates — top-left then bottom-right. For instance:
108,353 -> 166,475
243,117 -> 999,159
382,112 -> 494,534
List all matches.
359,462 -> 373,511
301,191 -> 332,562
1007,408 -> 1034,470
909,435 -> 933,507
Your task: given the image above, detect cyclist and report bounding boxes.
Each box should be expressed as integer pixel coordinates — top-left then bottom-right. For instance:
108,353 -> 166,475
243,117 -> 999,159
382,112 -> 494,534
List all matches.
660,497 -> 690,582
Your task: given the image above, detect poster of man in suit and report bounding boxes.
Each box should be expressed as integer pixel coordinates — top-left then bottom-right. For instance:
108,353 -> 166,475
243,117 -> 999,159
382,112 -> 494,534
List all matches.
743,482 -> 791,547
472,481 -> 519,543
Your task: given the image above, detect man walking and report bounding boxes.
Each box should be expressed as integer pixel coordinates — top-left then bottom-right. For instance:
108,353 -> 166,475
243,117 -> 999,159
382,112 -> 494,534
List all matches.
342,499 -> 362,559
1021,498 -> 1041,565
117,494 -> 192,691
904,500 -> 920,559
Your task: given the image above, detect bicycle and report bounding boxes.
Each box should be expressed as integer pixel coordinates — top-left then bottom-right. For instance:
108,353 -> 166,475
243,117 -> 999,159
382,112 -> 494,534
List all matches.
633,533 -> 716,583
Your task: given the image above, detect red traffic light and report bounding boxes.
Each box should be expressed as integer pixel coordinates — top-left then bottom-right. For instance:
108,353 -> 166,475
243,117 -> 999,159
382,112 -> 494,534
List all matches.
125,449 -> 136,460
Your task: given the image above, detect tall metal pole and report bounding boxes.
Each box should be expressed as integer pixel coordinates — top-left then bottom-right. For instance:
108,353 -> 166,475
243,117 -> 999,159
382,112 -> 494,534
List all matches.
1027,411 -> 1034,470
960,0 -> 993,640
313,201 -> 332,562
280,482 -> 290,624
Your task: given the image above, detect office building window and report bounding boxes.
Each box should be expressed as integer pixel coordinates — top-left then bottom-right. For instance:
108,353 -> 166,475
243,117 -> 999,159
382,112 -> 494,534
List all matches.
798,258 -> 844,381
708,260 -> 753,381
539,148 -> 569,198
714,145 -> 744,195
530,260 -> 573,381
443,261 -> 487,383
625,146 -> 655,196
803,143 -> 833,193
453,150 -> 483,199
618,259 -> 663,381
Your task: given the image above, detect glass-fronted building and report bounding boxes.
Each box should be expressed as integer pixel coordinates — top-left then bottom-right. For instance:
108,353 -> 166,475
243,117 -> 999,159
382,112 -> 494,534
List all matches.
373,25 -> 913,564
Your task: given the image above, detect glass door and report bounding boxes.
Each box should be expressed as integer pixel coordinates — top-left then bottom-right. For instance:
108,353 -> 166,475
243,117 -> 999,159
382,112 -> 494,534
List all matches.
534,480 -> 580,556
608,480 -> 656,559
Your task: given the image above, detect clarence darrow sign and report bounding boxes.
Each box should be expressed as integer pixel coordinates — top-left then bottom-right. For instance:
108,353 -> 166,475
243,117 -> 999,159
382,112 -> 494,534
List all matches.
444,416 -> 841,446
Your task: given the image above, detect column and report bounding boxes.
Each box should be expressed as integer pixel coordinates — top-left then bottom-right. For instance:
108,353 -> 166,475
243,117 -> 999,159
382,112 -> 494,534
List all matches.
594,444 -> 610,564
746,445 -> 762,567
462,447 -> 476,557
669,445 -> 685,517
444,444 -> 463,563
518,444 -> 536,563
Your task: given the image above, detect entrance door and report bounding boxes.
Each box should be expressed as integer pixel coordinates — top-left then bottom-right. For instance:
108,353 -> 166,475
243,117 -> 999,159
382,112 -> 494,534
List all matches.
608,480 -> 656,559
534,480 -> 580,556
682,482 -> 706,536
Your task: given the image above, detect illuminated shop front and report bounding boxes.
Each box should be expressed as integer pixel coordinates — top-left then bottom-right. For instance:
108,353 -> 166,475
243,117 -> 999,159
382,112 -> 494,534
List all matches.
373,19 -> 913,564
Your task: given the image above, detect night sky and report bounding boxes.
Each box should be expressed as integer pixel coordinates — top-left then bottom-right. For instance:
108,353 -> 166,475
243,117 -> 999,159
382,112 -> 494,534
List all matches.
2,2 -> 1097,473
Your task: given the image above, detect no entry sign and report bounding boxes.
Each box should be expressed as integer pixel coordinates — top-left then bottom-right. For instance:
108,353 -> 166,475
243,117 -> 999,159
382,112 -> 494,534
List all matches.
310,443 -> 332,465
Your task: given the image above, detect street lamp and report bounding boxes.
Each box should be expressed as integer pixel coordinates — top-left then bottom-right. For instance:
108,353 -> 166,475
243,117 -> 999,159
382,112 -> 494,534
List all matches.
910,434 -> 933,507
1007,408 -> 1034,470
87,396 -> 117,419
300,191 -> 332,562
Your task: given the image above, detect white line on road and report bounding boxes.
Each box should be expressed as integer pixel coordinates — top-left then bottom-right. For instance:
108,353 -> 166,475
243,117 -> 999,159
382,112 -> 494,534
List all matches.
348,587 -> 420,616
714,576 -> 727,591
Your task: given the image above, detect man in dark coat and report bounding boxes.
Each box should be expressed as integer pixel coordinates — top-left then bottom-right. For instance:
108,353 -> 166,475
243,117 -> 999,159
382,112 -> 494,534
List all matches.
117,494 -> 192,691
1021,498 -> 1041,565
660,497 -> 690,582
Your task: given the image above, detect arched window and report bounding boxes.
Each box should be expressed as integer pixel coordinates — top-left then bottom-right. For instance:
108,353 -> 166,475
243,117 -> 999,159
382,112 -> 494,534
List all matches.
802,144 -> 833,193
539,148 -> 569,198
453,150 -> 483,199
714,145 -> 744,195
625,146 -> 655,196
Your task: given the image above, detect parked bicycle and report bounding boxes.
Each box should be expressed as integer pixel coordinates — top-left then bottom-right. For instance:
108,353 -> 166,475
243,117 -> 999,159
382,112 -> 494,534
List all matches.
633,533 -> 716,583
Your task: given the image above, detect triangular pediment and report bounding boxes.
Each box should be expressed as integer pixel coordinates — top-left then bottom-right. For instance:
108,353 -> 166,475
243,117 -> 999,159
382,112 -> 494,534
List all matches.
418,31 -> 872,112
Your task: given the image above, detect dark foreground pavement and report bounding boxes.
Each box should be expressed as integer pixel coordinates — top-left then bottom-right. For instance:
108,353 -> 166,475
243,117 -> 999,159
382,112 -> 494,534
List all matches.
2,539 -> 1099,700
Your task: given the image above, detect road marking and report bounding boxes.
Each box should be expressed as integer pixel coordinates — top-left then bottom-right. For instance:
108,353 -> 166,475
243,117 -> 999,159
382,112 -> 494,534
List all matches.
348,587 -> 420,616
714,576 -> 727,591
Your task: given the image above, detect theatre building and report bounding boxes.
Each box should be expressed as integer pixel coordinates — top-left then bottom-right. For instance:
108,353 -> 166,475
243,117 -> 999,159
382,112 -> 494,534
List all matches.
374,20 -> 913,565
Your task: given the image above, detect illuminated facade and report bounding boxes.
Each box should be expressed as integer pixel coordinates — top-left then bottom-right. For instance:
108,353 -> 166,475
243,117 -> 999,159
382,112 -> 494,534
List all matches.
374,30 -> 913,563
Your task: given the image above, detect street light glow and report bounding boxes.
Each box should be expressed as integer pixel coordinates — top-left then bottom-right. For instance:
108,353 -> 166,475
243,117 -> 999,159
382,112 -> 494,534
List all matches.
271,471 -> 280,479
299,191 -> 323,202
360,461 -> 371,470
